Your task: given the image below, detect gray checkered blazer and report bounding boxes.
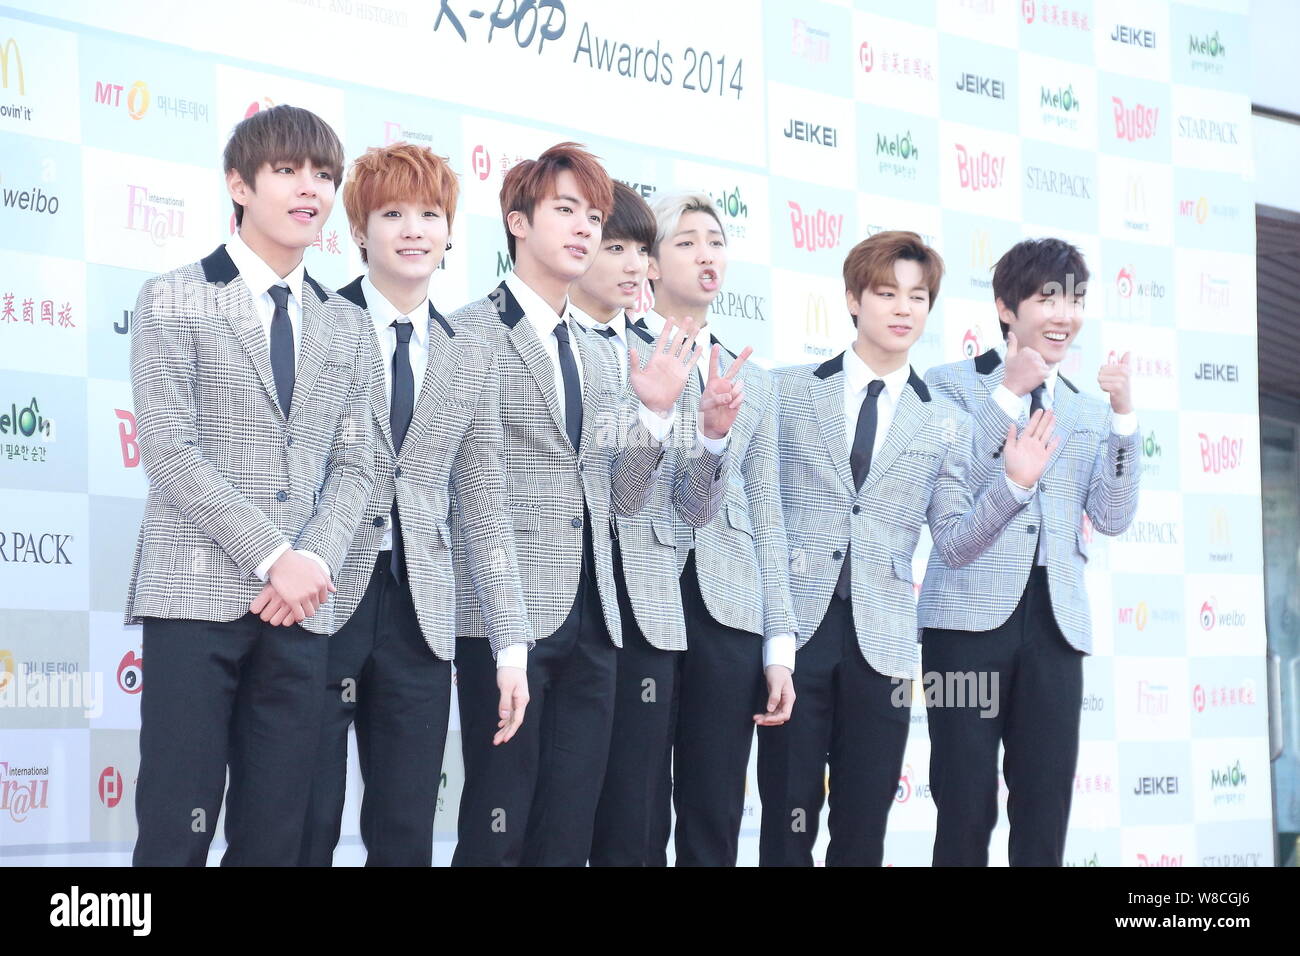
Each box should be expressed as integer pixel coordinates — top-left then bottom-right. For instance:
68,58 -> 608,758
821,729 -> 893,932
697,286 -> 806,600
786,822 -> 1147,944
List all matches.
124,245 -> 374,636
605,319 -> 728,651
330,279 -> 533,660
774,355 -> 1027,679
918,348 -> 1141,654
681,335 -> 797,641
447,282 -> 666,646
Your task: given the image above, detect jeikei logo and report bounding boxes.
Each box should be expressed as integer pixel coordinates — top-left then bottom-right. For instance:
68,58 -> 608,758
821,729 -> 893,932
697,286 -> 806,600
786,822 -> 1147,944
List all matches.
783,119 -> 838,148
471,144 -> 491,182
114,309 -> 132,335
615,178 -> 657,199
1198,432 -> 1243,474
126,184 -> 185,246
116,650 -> 142,694
1111,23 -> 1157,48
1112,97 -> 1159,142
1193,361 -> 1238,383
1133,775 -> 1179,795
791,19 -> 831,65
0,397 -> 52,440
1,182 -> 59,215
787,201 -> 843,252
955,72 -> 1005,100
98,766 -> 123,808
709,290 -> 766,322
1025,166 -> 1092,200
1177,115 -> 1240,145
0,531 -> 72,564
954,145 -> 1005,192
92,80 -> 151,121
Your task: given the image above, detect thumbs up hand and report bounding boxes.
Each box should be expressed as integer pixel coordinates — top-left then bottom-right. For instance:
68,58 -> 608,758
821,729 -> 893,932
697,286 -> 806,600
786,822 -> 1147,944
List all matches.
1098,351 -> 1133,415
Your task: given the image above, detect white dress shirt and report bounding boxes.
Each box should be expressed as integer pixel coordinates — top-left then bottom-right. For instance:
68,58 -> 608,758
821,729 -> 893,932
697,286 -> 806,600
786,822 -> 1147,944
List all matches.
842,345 -> 913,466
226,231 -> 330,583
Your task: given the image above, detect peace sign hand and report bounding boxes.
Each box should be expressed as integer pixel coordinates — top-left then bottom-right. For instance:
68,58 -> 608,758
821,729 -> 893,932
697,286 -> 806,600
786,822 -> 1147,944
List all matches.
699,343 -> 752,440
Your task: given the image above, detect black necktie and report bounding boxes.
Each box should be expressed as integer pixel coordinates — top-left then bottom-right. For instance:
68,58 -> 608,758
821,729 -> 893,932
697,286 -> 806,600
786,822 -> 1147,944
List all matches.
837,379 -> 885,601
389,319 -> 415,581
592,325 -> 616,339
1030,383 -> 1046,417
267,284 -> 295,417
553,320 -> 583,452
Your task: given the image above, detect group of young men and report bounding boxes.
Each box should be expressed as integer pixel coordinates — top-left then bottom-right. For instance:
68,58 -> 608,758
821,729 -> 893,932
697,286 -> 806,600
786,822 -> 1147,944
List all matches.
125,104 -> 1140,868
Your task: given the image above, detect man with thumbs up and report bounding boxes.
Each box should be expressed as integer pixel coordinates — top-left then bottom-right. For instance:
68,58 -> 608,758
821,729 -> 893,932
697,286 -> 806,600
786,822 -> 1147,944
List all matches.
918,237 -> 1140,866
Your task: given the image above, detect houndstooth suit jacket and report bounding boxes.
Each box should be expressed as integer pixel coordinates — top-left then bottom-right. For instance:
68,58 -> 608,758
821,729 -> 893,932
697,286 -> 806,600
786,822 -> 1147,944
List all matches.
331,278 -> 532,660
447,282 -> 667,646
918,347 -> 1141,654
774,355 -> 1027,679
604,319 -> 728,651
124,245 -> 374,636
678,334 -> 797,642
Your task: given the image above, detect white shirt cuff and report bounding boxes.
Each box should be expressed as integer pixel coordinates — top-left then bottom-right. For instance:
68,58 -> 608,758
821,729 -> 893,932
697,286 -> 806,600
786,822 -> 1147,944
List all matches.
1005,474 -> 1037,502
255,542 -> 291,581
993,384 -> 1026,421
763,633 -> 797,673
696,425 -> 728,456
297,549 -> 331,580
638,402 -> 676,443
1111,411 -> 1138,437
495,643 -> 529,670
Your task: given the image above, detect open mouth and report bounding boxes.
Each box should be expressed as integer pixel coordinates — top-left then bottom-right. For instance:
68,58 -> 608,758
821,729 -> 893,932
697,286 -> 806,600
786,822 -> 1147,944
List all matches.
565,244 -> 588,258
289,207 -> 317,223
1043,330 -> 1070,344
699,268 -> 719,292
397,249 -> 428,257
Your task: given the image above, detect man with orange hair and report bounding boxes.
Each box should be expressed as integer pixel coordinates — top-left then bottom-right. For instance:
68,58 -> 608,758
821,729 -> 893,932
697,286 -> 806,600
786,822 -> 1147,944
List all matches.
758,231 -> 1058,866
448,143 -> 711,866
291,142 -> 533,866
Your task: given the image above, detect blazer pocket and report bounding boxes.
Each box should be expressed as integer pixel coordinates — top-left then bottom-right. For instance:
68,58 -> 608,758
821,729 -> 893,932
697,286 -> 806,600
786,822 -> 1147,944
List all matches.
1075,527 -> 1090,562
725,504 -> 754,538
436,518 -> 453,550
652,519 -> 676,548
511,508 -> 542,533
892,554 -> 914,583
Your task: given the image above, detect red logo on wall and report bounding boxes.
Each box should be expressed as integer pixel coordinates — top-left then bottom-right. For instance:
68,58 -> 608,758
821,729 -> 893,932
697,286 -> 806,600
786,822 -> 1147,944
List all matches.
115,409 -> 139,469
98,767 -> 124,808
962,328 -> 981,358
1116,267 -> 1134,298
858,41 -> 874,72
471,145 -> 491,182
117,650 -> 143,695
1199,433 -> 1244,473
1022,0 -> 1036,23
244,97 -> 276,119
1112,97 -> 1159,142
787,201 -> 843,252
955,145 -> 1005,191
1192,684 -> 1206,712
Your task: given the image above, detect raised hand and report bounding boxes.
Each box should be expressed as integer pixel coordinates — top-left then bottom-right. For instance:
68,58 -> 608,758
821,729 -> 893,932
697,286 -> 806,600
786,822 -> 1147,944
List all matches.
1098,351 -> 1133,415
1002,409 -> 1061,489
493,665 -> 529,746
628,316 -> 704,417
698,343 -> 752,440
754,665 -> 796,726
1002,330 -> 1050,398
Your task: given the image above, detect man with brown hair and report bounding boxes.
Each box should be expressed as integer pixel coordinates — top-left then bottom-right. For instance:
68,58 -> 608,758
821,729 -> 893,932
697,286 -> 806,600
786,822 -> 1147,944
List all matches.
758,231 -> 1058,866
447,143 -> 703,866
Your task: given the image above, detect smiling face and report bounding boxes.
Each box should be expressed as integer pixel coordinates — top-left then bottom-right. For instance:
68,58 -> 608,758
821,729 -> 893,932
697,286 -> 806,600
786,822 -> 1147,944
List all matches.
648,209 -> 727,316
998,285 -> 1085,366
573,233 -> 650,320
847,257 -> 930,370
228,159 -> 336,266
355,199 -> 448,292
509,168 -> 603,286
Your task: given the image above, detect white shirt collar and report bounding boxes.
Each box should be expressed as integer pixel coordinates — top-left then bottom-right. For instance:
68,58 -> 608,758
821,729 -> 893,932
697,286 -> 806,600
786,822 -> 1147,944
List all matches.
362,274 -> 427,349
644,309 -> 712,355
227,230 -> 305,306
994,338 -> 1059,398
505,272 -> 571,340
569,303 -> 627,343
843,343 -> 912,405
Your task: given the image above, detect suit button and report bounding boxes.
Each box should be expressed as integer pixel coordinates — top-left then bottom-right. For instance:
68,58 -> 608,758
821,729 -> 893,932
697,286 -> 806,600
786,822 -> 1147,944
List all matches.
715,467 -> 723,481
833,550 -> 843,560
1026,525 -> 1037,534
1039,481 -> 1047,493
852,505 -> 861,515
286,436 -> 294,447
394,466 -> 403,478
276,490 -> 288,502
571,517 -> 583,528
372,516 -> 385,528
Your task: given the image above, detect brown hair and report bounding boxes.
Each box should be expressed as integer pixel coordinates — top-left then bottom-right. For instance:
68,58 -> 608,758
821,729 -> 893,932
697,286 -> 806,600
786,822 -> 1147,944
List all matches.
343,143 -> 459,263
605,182 -> 657,250
499,141 -> 613,261
223,105 -> 344,227
842,230 -> 944,324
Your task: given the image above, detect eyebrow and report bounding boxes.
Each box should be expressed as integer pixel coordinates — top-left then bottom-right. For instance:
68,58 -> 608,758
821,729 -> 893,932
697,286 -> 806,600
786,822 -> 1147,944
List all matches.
553,194 -> 587,206
673,227 -> 725,239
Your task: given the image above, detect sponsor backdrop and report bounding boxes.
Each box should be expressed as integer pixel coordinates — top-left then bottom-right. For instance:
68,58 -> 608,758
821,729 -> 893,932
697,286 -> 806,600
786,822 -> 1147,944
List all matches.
0,0 -> 1267,866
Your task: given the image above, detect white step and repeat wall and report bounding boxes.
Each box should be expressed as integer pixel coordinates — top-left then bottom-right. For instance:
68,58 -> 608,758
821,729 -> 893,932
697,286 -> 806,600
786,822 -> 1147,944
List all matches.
0,0 -> 1269,866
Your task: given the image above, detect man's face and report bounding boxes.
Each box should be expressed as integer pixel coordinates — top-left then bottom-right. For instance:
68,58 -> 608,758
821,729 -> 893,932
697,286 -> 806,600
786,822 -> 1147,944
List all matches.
648,209 -> 728,311
1000,284 -> 1085,365
355,199 -> 448,287
846,257 -> 930,360
228,159 -> 337,254
509,168 -> 604,284
575,234 -> 650,317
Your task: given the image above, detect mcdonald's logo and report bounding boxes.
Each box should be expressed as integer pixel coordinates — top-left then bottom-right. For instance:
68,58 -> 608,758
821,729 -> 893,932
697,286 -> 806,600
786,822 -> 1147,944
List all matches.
1125,175 -> 1147,215
970,229 -> 993,271
1208,507 -> 1230,546
0,648 -> 13,692
805,293 -> 831,338
0,37 -> 24,95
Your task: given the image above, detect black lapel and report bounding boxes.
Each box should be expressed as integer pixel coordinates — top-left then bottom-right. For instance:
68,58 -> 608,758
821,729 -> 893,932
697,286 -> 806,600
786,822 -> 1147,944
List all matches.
973,347 -> 1002,375
430,302 -> 454,338
1057,372 -> 1079,394
907,367 -> 931,402
814,353 -> 845,379
200,245 -> 239,285
303,270 -> 330,304
628,319 -> 654,345
336,276 -> 366,309
487,281 -> 526,329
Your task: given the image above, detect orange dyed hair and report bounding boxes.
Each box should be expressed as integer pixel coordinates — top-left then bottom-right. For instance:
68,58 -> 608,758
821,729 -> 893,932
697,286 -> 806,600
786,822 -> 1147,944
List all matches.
499,141 -> 614,261
343,142 -> 459,262
842,230 -> 945,313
